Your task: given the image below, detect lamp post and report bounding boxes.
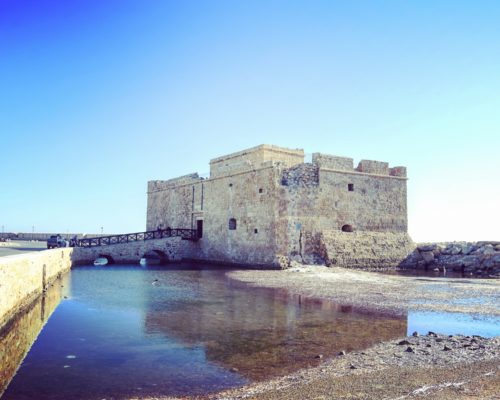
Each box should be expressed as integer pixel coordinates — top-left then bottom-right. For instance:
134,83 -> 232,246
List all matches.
32,225 -> 35,241
101,226 -> 103,235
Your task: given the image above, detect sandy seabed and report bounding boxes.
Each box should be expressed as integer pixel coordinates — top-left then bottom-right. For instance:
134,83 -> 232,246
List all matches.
228,266 -> 500,317
145,267 -> 500,400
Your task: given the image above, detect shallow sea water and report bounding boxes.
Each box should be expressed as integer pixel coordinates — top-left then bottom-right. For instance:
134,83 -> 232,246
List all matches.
0,264 -> 498,399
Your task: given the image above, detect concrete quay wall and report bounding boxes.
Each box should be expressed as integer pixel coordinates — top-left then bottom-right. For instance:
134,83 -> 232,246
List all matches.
0,248 -> 73,329
0,237 -> 187,331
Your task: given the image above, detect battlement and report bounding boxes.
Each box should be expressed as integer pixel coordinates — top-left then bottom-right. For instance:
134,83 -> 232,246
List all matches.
148,173 -> 202,192
312,153 -> 354,171
210,144 -> 304,178
312,153 -> 406,177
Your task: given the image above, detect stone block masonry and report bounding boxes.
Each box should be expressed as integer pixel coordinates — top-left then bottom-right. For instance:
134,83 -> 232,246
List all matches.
316,231 -> 415,269
147,144 -> 413,269
71,236 -> 186,265
0,248 -> 72,329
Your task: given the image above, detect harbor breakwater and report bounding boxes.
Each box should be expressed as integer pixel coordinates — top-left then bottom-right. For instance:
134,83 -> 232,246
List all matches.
401,241 -> 500,278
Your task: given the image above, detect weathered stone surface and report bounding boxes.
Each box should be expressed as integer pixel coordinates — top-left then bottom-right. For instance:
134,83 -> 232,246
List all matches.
420,251 -> 435,263
0,249 -> 73,329
321,231 -> 414,269
437,255 -> 477,267
449,245 -> 462,255
417,244 -> 437,252
147,144 -> 410,269
477,241 -> 500,247
460,244 -> 475,255
312,153 -> 353,171
432,246 -> 443,255
402,241 -> 500,278
482,245 -> 496,255
482,254 -> 500,268
71,237 -> 186,265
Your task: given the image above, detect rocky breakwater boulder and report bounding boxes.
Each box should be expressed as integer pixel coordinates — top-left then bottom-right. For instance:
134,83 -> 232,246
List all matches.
400,241 -> 500,278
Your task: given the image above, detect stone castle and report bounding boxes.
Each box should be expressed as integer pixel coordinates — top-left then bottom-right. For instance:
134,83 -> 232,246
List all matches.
147,144 -> 414,269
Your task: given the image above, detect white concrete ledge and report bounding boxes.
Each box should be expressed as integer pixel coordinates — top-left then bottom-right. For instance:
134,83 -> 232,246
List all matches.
0,248 -> 73,329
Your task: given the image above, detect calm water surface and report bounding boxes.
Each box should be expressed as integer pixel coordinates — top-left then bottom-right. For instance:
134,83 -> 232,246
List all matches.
1,264 -> 498,399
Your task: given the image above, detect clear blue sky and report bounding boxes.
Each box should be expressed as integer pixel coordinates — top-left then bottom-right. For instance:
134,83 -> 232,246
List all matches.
1,0 -> 499,241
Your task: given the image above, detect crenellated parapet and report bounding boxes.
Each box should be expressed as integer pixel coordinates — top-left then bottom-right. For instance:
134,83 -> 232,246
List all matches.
312,153 -> 407,178
312,153 -> 354,171
209,144 -> 304,178
148,173 -> 203,193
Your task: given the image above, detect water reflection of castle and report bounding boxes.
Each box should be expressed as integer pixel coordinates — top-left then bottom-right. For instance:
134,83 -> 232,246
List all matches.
142,273 -> 407,381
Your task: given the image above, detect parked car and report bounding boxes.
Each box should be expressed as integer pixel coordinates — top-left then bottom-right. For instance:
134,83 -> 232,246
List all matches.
47,235 -> 67,249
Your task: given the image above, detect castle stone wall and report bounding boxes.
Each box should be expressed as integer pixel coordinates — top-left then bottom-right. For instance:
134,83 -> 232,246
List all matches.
356,160 -> 390,175
147,178 -> 202,231
317,169 -> 408,232
320,231 -> 415,268
209,144 -> 304,178
188,167 -> 282,266
146,144 -> 410,269
312,153 -> 353,171
281,163 -> 319,187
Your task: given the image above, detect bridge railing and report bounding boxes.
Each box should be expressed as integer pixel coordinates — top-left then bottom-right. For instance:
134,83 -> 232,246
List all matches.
77,228 -> 198,248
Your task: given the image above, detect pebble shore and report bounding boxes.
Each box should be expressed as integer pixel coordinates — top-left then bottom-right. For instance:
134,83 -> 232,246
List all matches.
215,333 -> 500,400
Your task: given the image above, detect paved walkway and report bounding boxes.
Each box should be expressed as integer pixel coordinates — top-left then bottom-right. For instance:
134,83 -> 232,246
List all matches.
0,241 -> 46,257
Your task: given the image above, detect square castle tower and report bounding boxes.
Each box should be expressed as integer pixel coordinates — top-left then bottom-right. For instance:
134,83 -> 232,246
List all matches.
147,144 -> 413,268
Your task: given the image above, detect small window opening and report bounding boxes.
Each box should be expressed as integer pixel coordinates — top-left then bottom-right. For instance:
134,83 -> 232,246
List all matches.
196,220 -> 203,239
348,183 -> 354,192
254,228 -> 258,234
341,224 -> 354,232
258,188 -> 263,193
228,218 -> 237,230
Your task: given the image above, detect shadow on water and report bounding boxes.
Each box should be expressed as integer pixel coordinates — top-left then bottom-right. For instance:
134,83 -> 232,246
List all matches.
0,264 -> 413,399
